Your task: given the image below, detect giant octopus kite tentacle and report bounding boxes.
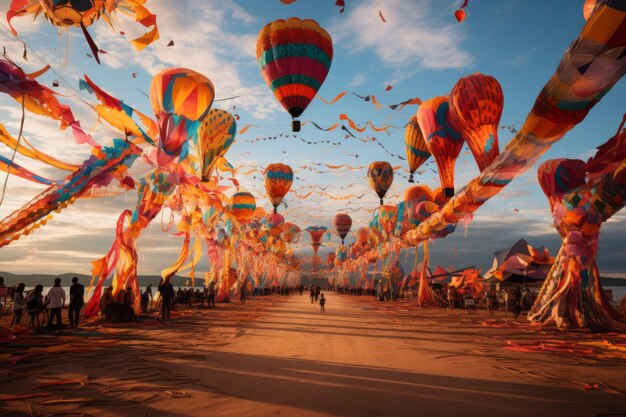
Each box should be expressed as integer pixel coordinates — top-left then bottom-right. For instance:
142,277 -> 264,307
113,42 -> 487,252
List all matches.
0,59 -> 98,147
0,139 -> 142,247
529,131 -> 626,331
406,0 -> 626,245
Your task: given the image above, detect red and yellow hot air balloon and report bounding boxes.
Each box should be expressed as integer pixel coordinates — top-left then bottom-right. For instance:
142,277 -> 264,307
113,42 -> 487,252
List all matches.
367,161 -> 394,205
404,115 -> 431,183
256,17 -> 333,132
150,68 -> 215,167
378,205 -> 398,238
264,163 -> 293,213
417,96 -> 464,198
333,213 -> 352,244
449,73 -> 504,172
230,192 -> 256,222
197,109 -> 237,181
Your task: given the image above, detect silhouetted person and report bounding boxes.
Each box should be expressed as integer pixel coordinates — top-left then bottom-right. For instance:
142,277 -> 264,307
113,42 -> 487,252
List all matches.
68,277 -> 84,327
239,281 -> 247,305
158,279 -> 174,320
26,284 -> 45,329
46,278 -> 66,329
319,293 -> 326,313
141,283 -> 153,313
10,283 -> 26,329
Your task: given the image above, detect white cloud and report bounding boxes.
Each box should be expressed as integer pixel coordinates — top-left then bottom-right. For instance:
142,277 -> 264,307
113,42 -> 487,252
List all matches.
330,0 -> 472,72
92,0 -> 280,120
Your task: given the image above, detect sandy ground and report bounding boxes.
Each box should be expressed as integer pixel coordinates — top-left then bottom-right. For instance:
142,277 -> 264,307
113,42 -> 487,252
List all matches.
1,293 -> 626,417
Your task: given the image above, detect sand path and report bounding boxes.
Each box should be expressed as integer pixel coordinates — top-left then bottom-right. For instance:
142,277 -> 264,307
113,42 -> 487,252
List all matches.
2,293 -> 626,417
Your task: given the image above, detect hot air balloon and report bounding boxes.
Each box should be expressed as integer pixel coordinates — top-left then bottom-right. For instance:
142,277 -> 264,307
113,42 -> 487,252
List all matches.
265,212 -> 285,238
150,68 -> 215,167
197,109 -> 236,181
378,205 -> 398,238
230,192 -> 256,222
449,73 -> 504,172
417,96 -> 463,197
404,115 -> 431,183
404,185 -> 433,227
367,161 -> 394,205
306,226 -> 327,254
333,213 -> 352,244
583,0 -> 597,20
256,17 -> 333,132
335,245 -> 347,263
282,222 -> 302,243
264,163 -> 293,213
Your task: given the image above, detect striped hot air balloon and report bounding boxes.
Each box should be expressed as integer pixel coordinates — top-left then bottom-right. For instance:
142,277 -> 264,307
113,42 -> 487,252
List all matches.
256,17 -> 333,132
449,73 -> 504,172
150,67 -> 214,165
404,115 -> 431,183
417,96 -> 463,198
230,192 -> 256,222
264,163 -> 293,213
378,205 -> 398,238
333,213 -> 352,244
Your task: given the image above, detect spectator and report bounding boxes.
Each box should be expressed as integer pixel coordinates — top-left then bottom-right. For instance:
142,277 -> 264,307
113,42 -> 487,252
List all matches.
68,277 -> 85,328
10,283 -> 26,329
46,278 -> 66,329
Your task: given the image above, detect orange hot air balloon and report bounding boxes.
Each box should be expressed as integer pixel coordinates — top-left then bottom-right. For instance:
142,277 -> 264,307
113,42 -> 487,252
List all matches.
264,163 -> 293,213
449,73 -> 504,172
404,115 -> 430,183
378,205 -> 398,237
230,192 -> 256,222
256,18 -> 333,132
150,68 -> 215,165
404,184 -> 433,227
583,0 -> 597,20
417,96 -> 463,197
367,161 -> 394,205
333,213 -> 352,244
197,109 -> 237,181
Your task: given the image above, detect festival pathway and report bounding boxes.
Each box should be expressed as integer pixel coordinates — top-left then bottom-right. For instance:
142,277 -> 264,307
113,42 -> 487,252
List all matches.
2,293 -> 626,417
151,293 -> 626,417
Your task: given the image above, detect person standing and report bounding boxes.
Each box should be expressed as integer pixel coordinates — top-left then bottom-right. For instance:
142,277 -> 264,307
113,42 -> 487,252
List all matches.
239,281 -> 247,305
447,286 -> 456,312
46,278 -> 66,329
207,281 -> 216,308
310,285 -> 315,304
158,279 -> 174,320
315,285 -> 320,303
319,293 -> 326,313
141,283 -> 153,313
484,286 -> 497,317
10,283 -> 26,329
68,277 -> 84,328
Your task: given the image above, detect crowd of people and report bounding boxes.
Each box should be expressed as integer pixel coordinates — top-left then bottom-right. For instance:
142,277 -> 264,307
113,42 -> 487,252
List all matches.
0,276 -> 85,330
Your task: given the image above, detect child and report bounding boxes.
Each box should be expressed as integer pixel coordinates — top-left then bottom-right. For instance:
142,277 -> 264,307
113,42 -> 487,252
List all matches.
319,293 -> 326,313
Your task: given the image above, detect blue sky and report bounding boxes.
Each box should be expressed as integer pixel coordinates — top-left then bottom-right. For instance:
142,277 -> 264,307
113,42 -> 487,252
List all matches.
0,0 -> 624,277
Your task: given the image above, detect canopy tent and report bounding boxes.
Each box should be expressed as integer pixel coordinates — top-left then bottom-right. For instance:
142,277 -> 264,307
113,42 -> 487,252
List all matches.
484,238 -> 553,284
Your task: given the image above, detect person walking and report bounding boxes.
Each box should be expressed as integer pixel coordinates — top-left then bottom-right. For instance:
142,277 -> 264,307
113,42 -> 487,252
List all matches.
68,277 -> 85,327
315,285 -> 321,303
310,285 -> 315,304
26,285 -> 45,329
10,283 -> 26,329
319,293 -> 326,313
46,278 -> 66,329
